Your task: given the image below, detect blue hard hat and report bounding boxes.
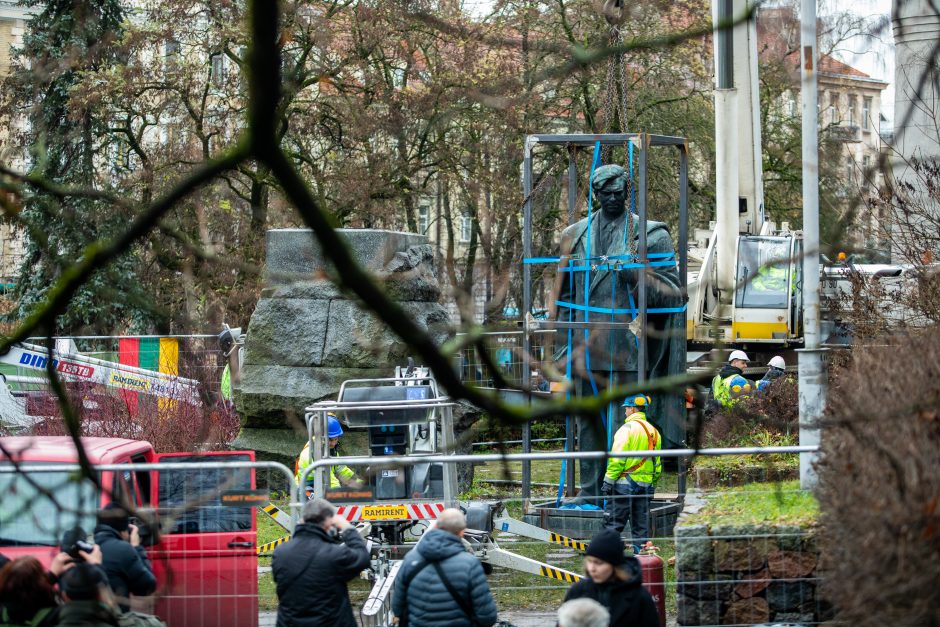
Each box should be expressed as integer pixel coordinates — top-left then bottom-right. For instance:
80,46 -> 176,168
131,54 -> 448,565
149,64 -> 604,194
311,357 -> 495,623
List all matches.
327,414 -> 344,439
622,393 -> 651,408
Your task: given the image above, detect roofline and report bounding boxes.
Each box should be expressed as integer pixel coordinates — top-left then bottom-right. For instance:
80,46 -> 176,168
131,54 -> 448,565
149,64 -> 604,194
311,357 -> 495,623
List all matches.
0,1 -> 34,20
819,72 -> 889,87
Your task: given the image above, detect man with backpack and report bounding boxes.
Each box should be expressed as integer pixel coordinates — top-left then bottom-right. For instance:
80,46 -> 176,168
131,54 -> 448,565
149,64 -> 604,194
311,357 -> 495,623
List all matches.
392,509 -> 497,627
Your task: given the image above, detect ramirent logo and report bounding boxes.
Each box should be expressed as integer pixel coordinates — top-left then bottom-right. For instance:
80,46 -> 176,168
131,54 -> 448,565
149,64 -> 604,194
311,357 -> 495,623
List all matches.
108,372 -> 151,392
18,352 -> 94,378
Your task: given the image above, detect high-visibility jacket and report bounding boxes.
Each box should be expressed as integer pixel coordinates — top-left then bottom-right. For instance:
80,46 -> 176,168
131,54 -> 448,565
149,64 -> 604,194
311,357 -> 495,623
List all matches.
752,265 -> 789,293
294,441 -> 356,489
712,374 -> 736,408
605,412 -> 662,485
220,364 -> 232,401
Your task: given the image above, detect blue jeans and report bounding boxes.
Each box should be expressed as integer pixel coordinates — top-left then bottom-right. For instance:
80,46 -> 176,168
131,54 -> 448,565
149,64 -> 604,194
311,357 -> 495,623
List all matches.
604,477 -> 654,553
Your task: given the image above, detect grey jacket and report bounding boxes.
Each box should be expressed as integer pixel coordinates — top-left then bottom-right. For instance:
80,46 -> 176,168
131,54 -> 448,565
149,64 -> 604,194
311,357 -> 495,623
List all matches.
392,529 -> 497,627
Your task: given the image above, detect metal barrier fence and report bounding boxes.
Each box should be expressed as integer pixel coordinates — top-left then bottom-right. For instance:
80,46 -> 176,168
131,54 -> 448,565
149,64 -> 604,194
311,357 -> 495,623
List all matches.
0,459 -> 297,627
299,446 -> 821,627
0,448 -> 822,625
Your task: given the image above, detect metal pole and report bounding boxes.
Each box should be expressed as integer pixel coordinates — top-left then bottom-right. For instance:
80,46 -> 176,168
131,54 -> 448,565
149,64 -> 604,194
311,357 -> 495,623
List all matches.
522,136 -> 535,504
566,146 -> 578,496
798,0 -> 826,489
567,147 -> 578,226
637,135 -> 648,383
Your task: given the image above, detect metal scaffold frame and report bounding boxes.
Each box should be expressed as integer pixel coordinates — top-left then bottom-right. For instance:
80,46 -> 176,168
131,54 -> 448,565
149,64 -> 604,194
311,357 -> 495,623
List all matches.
520,133 -> 690,501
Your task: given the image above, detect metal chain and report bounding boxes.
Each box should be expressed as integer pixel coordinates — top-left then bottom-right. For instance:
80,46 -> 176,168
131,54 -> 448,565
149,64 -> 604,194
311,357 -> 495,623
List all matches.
616,27 -> 629,134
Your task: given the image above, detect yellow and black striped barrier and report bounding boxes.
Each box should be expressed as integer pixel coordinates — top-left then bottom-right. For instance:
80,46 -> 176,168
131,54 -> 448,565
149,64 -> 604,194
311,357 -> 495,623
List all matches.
549,532 -> 587,552
538,565 -> 583,583
257,534 -> 291,555
261,502 -> 294,531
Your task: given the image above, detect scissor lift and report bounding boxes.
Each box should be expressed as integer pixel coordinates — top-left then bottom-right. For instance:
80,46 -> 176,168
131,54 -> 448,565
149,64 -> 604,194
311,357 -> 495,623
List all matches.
299,366 -> 590,625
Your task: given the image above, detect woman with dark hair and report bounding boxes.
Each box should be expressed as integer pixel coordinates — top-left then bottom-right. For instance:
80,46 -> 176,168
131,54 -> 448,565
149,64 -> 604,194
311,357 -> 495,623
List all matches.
562,529 -> 660,627
0,556 -> 60,626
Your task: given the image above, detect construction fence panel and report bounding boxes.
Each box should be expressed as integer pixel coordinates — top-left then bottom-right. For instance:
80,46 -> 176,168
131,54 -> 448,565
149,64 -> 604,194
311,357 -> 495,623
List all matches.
300,446 -> 819,627
0,459 -> 299,627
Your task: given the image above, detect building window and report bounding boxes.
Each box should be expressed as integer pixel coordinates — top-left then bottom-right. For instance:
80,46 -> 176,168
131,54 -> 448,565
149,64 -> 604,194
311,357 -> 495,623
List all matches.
459,214 -> 473,243
164,39 -> 181,76
211,54 -> 226,87
418,204 -> 430,234
845,155 -> 854,182
862,155 -> 872,190
847,95 -> 857,126
830,92 -> 840,124
862,97 -> 872,130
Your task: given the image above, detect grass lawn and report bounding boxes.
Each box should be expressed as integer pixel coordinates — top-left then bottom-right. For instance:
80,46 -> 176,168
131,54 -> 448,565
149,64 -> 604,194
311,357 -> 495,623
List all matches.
684,479 -> 818,525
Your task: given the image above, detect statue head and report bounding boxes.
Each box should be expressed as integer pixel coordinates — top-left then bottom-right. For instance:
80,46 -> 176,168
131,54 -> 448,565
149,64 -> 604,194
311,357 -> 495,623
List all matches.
591,164 -> 628,218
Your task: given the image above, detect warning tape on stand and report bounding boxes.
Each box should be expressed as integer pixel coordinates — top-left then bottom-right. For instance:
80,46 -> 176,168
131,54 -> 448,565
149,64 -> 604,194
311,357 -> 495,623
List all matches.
538,565 -> 582,583
261,502 -> 294,532
548,532 -> 587,552
257,535 -> 290,555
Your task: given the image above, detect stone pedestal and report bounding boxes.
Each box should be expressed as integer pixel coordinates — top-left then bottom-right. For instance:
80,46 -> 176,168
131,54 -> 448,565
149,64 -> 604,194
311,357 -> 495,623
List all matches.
236,229 -> 450,429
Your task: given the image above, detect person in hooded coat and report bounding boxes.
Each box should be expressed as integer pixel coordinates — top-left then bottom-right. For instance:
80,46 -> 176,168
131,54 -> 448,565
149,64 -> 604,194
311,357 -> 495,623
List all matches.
563,529 -> 660,627
392,509 -> 496,627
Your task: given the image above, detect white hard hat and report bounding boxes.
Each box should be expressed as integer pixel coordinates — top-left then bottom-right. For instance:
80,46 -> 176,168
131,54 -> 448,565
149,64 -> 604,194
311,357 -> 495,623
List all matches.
728,350 -> 750,362
769,356 -> 786,369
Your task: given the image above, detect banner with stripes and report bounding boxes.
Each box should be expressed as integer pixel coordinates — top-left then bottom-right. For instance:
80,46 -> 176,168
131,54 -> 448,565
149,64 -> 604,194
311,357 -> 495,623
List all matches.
118,337 -> 179,415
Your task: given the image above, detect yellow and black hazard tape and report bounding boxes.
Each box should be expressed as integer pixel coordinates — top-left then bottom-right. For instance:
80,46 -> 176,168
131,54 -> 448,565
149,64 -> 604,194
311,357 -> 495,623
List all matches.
261,502 -> 293,531
549,532 -> 587,552
257,534 -> 291,555
538,565 -> 582,583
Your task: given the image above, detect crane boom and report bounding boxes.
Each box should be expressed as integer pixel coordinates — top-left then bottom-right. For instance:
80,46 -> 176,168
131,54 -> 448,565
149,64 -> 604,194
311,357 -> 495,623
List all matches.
2,343 -> 202,405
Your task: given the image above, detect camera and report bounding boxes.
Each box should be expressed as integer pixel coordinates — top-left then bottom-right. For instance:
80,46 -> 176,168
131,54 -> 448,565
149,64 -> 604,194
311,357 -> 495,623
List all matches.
60,527 -> 94,562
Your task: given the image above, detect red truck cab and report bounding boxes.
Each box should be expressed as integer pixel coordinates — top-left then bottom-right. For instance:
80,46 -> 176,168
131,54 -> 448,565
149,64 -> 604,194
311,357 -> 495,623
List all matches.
0,436 -> 258,626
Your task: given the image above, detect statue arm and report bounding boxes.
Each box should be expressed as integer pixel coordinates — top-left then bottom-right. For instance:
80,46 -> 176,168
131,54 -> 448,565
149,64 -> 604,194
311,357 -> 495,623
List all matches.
646,227 -> 682,308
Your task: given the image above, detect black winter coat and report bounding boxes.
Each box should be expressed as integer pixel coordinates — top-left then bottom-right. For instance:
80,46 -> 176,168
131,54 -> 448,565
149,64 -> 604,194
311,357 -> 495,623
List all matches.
563,556 -> 660,627
93,525 -> 157,612
391,529 -> 497,627
272,524 -> 370,627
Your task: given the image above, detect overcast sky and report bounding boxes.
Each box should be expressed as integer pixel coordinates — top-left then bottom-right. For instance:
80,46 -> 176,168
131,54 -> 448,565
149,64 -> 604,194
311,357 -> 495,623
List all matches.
825,0 -> 895,120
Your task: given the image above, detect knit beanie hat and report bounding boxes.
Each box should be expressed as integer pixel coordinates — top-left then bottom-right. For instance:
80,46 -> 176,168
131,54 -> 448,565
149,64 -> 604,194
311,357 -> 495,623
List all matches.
59,563 -> 108,601
585,529 -> 626,566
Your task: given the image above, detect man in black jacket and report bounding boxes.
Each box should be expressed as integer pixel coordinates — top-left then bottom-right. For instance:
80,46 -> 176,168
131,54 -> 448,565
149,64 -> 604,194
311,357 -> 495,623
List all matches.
93,504 -> 157,612
272,497 -> 370,627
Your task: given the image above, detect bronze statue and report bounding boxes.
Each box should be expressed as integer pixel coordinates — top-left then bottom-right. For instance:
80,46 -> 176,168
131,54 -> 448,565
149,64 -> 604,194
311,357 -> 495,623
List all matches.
553,164 -> 683,502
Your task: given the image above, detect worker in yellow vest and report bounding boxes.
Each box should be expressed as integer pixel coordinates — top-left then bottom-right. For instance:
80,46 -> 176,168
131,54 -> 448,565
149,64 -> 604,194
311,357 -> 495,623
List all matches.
294,414 -> 361,494
710,350 -> 753,410
601,393 -> 662,555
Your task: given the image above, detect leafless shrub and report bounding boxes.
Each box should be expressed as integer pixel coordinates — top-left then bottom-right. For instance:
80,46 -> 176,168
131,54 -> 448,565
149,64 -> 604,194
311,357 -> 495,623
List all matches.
24,373 -> 238,452
816,327 -> 940,626
700,378 -> 799,447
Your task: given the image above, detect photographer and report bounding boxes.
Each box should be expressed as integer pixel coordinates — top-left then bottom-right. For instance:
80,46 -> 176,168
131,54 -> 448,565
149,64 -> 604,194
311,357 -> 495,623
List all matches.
272,498 -> 369,627
93,504 -> 157,612
0,536 -> 100,626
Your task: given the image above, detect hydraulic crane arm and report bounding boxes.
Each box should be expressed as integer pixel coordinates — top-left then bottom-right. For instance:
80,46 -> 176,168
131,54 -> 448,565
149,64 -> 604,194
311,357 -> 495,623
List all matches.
3,342 -> 202,405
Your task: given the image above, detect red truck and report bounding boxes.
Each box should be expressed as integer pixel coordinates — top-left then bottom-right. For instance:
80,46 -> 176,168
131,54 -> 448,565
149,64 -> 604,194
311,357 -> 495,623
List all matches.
0,436 -> 259,626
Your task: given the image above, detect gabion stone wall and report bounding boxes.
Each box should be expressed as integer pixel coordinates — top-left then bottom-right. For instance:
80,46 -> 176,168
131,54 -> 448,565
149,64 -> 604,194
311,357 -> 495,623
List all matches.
675,523 -> 832,625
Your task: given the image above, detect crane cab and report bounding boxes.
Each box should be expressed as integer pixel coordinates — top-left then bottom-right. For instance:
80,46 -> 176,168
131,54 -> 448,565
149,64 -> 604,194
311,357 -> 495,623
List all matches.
730,234 -> 802,343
